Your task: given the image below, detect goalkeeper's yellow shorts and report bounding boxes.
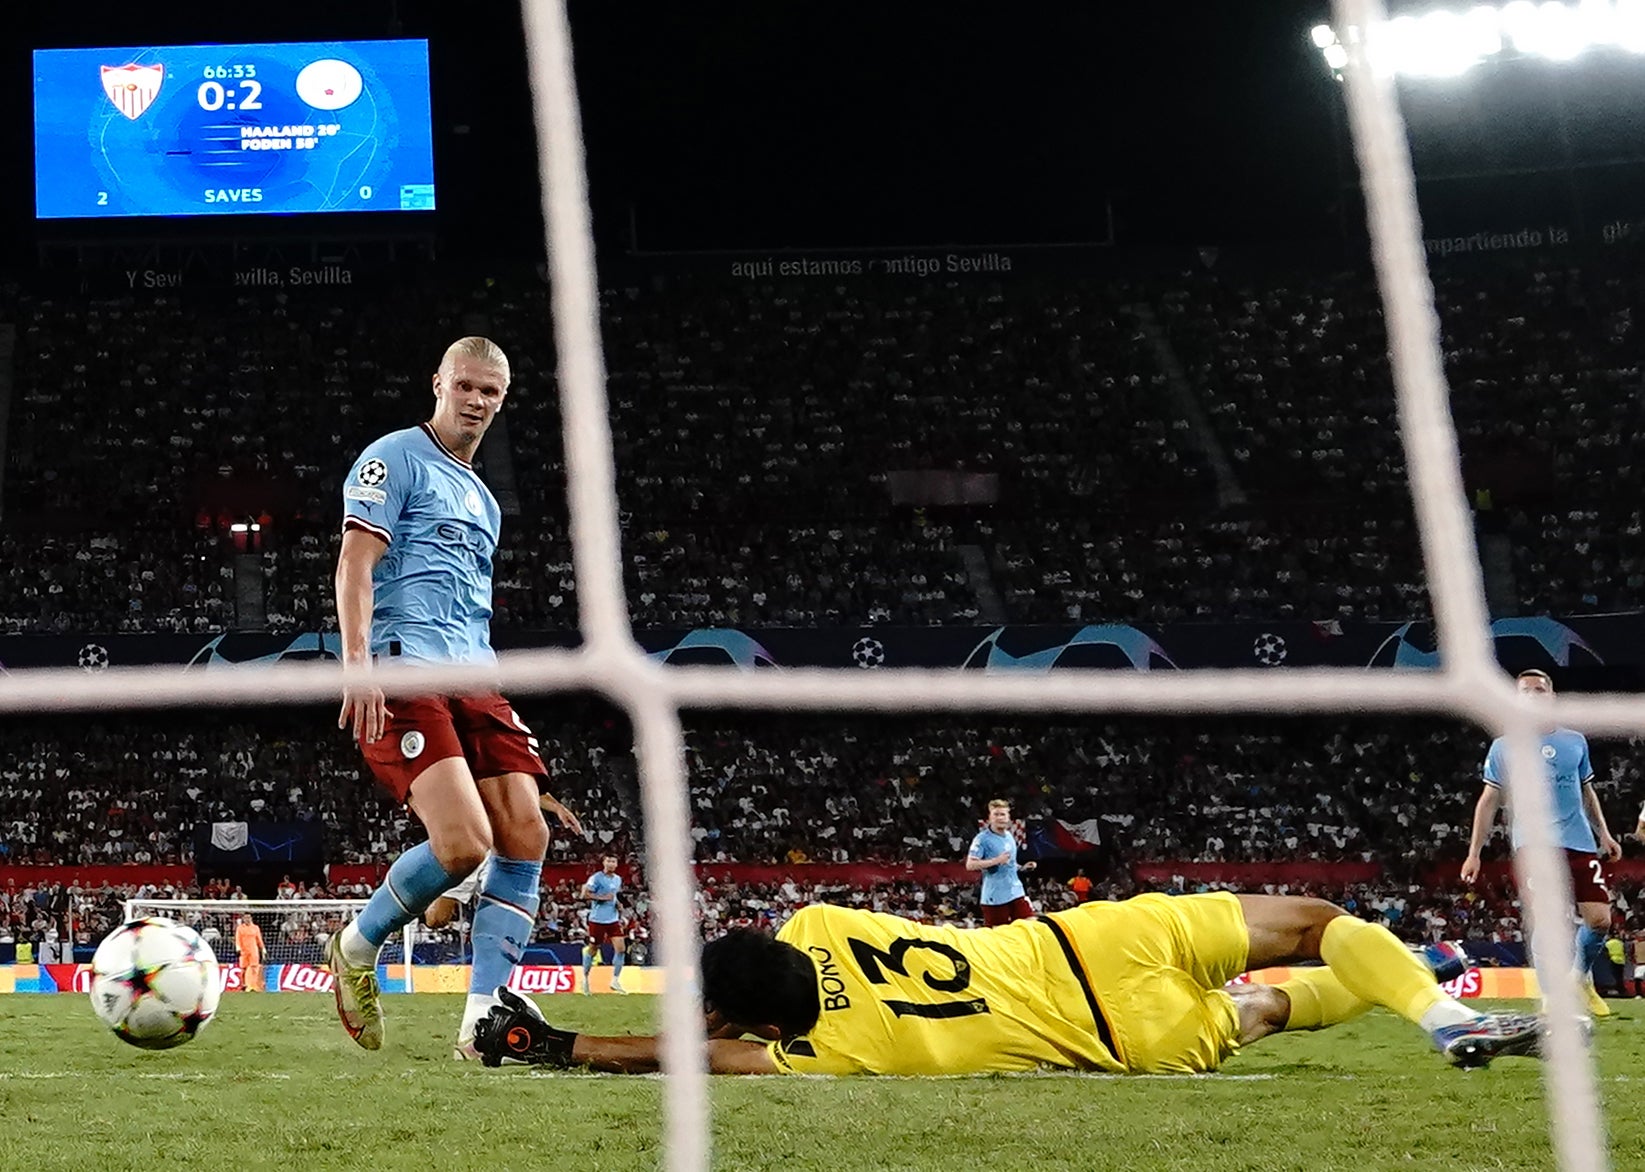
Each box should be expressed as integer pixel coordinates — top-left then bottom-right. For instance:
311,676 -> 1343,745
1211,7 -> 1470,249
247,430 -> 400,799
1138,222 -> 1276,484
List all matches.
1048,891 -> 1249,1074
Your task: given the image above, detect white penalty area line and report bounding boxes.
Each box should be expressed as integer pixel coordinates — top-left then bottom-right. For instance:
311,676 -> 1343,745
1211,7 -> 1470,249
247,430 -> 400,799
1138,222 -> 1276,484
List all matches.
0,1071 -> 288,1081
12,1067 -> 1580,1084
0,1070 -> 445,1082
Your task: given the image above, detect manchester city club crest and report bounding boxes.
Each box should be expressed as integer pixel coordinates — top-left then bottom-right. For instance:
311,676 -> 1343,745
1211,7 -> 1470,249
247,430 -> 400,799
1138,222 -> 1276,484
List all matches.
100,63 -> 164,121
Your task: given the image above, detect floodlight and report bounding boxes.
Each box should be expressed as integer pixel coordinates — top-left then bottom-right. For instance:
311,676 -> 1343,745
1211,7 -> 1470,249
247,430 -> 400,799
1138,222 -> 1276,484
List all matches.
1312,0 -> 1645,74
1615,0 -> 1645,49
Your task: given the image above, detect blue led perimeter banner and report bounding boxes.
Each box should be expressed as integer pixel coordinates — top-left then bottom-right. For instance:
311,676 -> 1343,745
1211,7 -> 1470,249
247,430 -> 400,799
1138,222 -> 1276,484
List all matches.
0,615 -> 1639,678
33,40 -> 436,219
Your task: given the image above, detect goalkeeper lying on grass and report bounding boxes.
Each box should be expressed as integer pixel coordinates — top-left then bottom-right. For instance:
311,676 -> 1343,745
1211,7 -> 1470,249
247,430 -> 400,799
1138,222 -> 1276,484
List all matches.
474,892 -> 1544,1075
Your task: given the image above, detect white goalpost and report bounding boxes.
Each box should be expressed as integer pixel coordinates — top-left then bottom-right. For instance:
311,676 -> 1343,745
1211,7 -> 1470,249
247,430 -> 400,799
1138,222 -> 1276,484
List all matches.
123,900 -> 416,994
0,1 -> 1619,1170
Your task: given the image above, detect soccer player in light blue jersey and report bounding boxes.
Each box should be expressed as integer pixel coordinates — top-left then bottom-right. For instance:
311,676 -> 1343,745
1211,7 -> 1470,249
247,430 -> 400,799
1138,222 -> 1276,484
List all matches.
1462,669 -> 1622,1017
325,337 -> 582,1057
967,799 -> 1037,926
580,855 -> 628,994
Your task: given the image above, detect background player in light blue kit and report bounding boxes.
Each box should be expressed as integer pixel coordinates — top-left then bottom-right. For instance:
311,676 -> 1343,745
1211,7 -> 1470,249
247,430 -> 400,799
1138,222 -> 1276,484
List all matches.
1462,669 -> 1622,1017
581,855 -> 627,994
326,336 -> 581,1058
967,798 -> 1037,926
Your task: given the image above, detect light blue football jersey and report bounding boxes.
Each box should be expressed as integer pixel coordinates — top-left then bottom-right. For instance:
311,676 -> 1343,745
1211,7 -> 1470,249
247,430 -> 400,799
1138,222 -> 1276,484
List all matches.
968,828 -> 1026,906
1482,728 -> 1597,852
586,872 -> 623,924
341,423 -> 500,665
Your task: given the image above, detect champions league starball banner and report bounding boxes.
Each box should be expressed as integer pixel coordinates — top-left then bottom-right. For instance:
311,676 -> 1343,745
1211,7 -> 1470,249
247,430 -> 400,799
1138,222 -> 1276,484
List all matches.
0,614 -> 1637,679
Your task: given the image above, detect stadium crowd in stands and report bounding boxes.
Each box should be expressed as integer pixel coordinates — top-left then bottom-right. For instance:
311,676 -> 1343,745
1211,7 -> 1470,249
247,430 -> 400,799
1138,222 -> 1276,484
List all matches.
4,713 -> 1602,870
3,256 -> 1638,634
0,711 -> 631,869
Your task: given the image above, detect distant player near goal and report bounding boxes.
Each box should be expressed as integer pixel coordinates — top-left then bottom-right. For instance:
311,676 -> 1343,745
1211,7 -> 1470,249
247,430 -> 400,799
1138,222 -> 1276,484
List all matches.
1461,669 -> 1622,1019
325,337 -> 582,1058
581,855 -> 628,995
235,913 -> 266,993
967,800 -> 1036,926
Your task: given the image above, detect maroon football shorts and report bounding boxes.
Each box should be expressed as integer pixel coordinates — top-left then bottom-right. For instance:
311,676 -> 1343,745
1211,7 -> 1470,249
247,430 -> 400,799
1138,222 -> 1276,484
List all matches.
358,692 -> 545,804
982,896 -> 1036,927
1568,849 -> 1611,904
587,920 -> 626,946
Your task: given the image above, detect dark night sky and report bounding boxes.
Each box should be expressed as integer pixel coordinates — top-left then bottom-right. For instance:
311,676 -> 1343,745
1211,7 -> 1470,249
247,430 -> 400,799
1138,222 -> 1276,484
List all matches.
5,1 -> 1351,258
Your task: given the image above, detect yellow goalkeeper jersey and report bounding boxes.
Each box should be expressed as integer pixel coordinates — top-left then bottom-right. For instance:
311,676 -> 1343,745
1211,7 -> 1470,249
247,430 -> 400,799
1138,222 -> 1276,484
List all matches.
765,904 -> 1122,1076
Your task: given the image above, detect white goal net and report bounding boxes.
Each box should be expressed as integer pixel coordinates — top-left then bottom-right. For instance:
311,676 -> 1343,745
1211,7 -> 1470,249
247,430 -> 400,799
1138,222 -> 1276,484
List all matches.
0,1 -> 1618,1170
123,900 -> 415,994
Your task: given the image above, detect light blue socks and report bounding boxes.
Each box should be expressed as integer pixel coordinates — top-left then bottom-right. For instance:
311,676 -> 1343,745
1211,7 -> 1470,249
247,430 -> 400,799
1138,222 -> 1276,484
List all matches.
470,856 -> 543,995
346,841 -> 465,963
1576,923 -> 1607,978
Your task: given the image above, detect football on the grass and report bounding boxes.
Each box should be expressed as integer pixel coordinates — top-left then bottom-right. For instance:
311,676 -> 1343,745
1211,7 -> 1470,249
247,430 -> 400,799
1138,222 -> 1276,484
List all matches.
89,917 -> 220,1050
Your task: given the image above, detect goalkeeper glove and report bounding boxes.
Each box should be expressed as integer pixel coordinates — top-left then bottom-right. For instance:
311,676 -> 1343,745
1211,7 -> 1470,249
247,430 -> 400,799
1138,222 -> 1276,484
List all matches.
474,987 -> 580,1068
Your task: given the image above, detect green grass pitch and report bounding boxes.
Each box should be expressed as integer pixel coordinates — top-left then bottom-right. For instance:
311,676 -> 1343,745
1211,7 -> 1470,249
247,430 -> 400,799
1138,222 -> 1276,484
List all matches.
3,994 -> 1642,1171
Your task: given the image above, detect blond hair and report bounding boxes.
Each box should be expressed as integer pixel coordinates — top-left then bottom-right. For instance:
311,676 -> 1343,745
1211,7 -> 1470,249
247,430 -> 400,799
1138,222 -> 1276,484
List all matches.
440,336 -> 511,385
987,799 -> 1011,813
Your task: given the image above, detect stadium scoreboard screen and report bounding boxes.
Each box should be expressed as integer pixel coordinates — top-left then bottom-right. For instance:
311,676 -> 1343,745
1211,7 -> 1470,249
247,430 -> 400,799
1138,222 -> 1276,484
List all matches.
33,40 -> 436,219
